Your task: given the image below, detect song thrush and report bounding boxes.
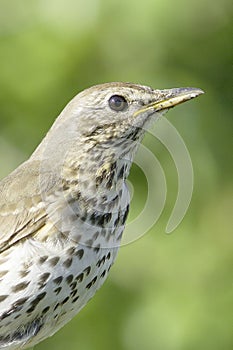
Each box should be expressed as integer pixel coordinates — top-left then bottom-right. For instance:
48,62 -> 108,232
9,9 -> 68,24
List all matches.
0,82 -> 203,349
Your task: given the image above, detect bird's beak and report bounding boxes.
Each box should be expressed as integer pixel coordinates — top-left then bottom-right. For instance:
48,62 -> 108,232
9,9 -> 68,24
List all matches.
134,87 -> 204,116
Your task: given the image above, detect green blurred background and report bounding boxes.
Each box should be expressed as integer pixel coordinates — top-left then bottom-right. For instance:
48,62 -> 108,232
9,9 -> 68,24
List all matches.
0,0 -> 232,349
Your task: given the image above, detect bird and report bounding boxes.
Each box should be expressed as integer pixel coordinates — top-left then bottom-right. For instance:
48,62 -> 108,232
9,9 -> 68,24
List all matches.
0,82 -> 203,349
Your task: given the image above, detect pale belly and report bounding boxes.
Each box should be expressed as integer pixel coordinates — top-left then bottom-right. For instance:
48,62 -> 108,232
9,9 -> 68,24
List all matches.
0,234 -> 120,349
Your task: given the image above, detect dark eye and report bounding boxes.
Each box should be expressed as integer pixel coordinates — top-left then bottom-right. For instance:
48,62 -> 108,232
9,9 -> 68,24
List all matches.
108,95 -> 128,111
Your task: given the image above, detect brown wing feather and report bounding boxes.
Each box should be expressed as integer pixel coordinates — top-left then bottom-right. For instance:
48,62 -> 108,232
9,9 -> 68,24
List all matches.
0,159 -> 56,252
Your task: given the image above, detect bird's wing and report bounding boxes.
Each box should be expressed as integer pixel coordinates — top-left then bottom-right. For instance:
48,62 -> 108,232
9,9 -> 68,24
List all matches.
0,160 -> 56,253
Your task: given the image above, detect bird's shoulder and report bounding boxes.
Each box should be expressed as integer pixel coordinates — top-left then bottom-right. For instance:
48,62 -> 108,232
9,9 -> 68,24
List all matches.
0,160 -> 56,253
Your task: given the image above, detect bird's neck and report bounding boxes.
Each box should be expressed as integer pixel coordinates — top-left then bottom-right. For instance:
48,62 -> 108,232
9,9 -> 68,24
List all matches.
59,139 -> 138,215
32,132 -> 140,213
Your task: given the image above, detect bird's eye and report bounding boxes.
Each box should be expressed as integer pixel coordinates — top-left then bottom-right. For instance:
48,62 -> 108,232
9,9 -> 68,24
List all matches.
108,95 -> 128,112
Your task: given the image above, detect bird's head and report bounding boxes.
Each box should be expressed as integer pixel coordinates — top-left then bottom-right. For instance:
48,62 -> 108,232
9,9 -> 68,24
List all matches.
34,82 -> 203,159
64,82 -> 203,144
32,82 -> 203,196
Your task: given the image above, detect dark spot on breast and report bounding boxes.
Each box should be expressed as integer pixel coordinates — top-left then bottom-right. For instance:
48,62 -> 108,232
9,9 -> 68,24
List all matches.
101,270 -> 106,278
13,297 -> 29,308
61,297 -> 69,305
96,255 -> 106,268
72,296 -> 79,303
0,270 -> 8,278
114,213 -> 120,227
54,303 -> 59,311
14,314 -> 21,320
112,194 -> 118,202
19,269 -> 30,278
101,229 -> 107,238
66,274 -> 74,285
38,256 -> 48,264
93,244 -> 101,253
106,233 -> 112,242
118,165 -> 125,180
127,127 -> 140,141
70,281 -> 77,290
117,231 -> 123,241
53,276 -> 63,285
66,247 -> 76,255
42,306 -> 50,315
76,273 -> 84,283
12,281 -> 30,293
85,239 -> 93,247
48,256 -> 60,267
54,287 -> 62,295
63,258 -> 73,268
83,266 -> 91,276
90,211 -> 113,227
0,295 -> 8,303
33,292 -> 46,303
0,297 -> 29,321
96,173 -> 105,187
121,204 -> 129,224
111,161 -> 117,172
62,183 -> 70,191
75,249 -> 84,259
86,276 -> 97,289
93,231 -> 100,241
0,258 -> 7,264
106,177 -> 113,189
80,216 -> 87,223
102,195 -> 107,202
104,212 -> 112,223
38,273 -> 50,288
26,292 -> 46,313
108,264 -> 113,272
74,234 -> 82,242
90,212 -> 99,225
71,290 -> 78,297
